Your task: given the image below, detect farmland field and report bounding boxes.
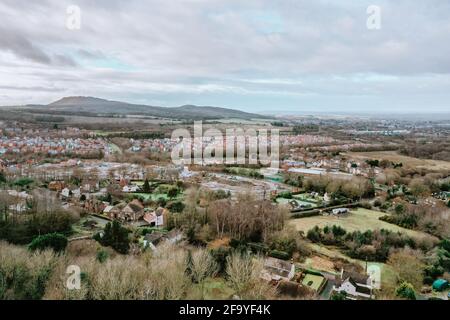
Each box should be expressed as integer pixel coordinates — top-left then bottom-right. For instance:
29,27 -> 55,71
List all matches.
290,208 -> 434,240
347,151 -> 450,170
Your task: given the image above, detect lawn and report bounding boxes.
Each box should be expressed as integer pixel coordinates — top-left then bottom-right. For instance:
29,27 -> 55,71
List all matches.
185,278 -> 235,300
302,273 -> 326,292
290,208 -> 433,240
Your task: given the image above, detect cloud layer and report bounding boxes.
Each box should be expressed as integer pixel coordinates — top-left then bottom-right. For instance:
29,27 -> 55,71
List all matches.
1,0 -> 450,113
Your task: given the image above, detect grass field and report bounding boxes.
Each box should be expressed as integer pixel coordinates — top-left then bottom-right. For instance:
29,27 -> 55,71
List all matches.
186,278 -> 234,300
290,208 -> 433,240
347,151 -> 450,170
302,274 -> 326,291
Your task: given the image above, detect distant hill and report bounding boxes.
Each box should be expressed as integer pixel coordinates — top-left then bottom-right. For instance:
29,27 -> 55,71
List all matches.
35,96 -> 269,120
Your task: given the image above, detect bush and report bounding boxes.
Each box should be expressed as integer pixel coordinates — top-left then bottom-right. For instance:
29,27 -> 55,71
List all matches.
209,247 -> 230,275
0,242 -> 57,299
291,210 -> 320,218
269,250 -> 291,260
28,233 -> 68,253
13,177 -> 34,187
167,201 -> 185,213
0,172 -> 6,183
94,221 -> 130,254
395,281 -> 416,300
373,199 -> 382,207
359,202 -> 372,209
96,249 -> 109,263
156,197 -> 167,207
277,191 -> 293,199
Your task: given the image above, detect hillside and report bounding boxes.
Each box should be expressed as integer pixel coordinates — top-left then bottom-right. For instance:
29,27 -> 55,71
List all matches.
36,96 -> 269,120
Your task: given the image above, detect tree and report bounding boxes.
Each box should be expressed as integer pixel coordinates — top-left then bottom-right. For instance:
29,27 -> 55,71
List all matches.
167,201 -> 185,213
167,187 -> 179,199
156,197 -> 167,207
190,250 -> 217,284
142,179 -> 151,193
0,171 -> 6,183
388,248 -> 425,289
331,291 -> 347,300
394,203 -> 405,215
95,220 -> 130,254
225,253 -> 275,299
395,281 -> 416,300
409,179 -> 430,198
28,233 -> 68,252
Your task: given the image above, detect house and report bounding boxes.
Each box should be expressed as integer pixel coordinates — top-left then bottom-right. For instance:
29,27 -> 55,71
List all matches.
48,181 -> 65,192
333,270 -> 373,300
143,207 -> 167,227
143,231 -> 165,250
103,205 -> 115,215
61,188 -> 71,199
261,257 -> 296,282
119,199 -> 144,221
122,185 -> 140,193
165,229 -> 183,243
332,208 -> 349,215
105,203 -> 124,220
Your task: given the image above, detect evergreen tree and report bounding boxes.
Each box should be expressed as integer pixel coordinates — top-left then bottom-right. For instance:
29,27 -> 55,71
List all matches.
142,179 -> 151,193
95,221 -> 130,254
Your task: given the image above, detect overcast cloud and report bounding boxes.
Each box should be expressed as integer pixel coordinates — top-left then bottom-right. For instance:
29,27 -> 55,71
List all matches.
1,0 -> 450,113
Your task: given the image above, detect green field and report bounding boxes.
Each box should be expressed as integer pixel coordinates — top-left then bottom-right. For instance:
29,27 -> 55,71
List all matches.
290,208 -> 433,240
302,273 -> 326,292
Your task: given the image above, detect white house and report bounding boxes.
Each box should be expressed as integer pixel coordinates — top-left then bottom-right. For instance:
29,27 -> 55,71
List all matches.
332,208 -> 349,215
122,185 -> 139,193
61,188 -> 71,199
333,270 -> 373,300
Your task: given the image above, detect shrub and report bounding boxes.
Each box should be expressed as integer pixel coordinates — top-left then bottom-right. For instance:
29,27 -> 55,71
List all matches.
0,242 -> 57,300
94,221 -> 130,254
28,233 -> 68,253
360,202 -> 372,209
269,250 -> 291,260
96,249 -> 109,263
395,281 -> 416,300
373,199 -> 382,207
167,201 -> 185,213
291,210 -> 320,218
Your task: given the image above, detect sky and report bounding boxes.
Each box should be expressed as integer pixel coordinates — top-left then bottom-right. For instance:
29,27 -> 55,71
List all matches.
1,0 -> 450,114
